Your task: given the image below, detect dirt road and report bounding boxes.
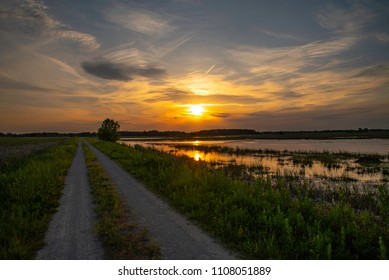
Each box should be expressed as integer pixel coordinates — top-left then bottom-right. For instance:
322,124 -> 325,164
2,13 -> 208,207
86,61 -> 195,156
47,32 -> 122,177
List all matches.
86,142 -> 236,260
36,142 -> 105,260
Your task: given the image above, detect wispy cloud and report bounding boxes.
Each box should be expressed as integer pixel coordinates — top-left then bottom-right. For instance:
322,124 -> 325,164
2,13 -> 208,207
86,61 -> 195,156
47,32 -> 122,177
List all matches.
95,32 -> 193,73
81,31 -> 193,82
0,0 -> 99,50
54,30 -> 100,51
259,28 -> 300,41
353,64 -> 389,78
316,4 -> 375,34
375,32 -> 389,43
45,56 -> 94,84
104,48 -> 150,68
210,113 -> 231,119
227,36 -> 356,84
230,36 -> 356,64
234,99 -> 389,131
0,0 -> 60,30
145,87 -> 266,105
222,20 -> 389,123
0,72 -> 49,92
106,4 -> 176,35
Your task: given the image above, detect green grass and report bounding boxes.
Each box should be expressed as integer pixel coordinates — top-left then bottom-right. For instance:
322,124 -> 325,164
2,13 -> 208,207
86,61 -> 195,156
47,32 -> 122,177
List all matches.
0,137 -> 64,167
83,142 -> 161,259
88,139 -> 389,259
0,138 -> 78,259
0,137 -> 60,146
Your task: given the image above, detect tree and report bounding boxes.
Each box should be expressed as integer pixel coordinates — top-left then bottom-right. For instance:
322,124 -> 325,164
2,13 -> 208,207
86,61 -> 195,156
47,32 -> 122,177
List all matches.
98,118 -> 120,142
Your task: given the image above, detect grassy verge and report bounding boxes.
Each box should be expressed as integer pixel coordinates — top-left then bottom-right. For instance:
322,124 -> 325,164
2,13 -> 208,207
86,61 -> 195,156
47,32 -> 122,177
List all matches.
82,142 -> 161,259
0,138 -> 78,259
88,139 -> 389,259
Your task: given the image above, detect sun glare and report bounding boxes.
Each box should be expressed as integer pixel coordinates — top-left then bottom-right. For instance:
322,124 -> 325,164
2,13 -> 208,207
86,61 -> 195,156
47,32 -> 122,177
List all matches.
194,152 -> 201,161
188,105 -> 204,117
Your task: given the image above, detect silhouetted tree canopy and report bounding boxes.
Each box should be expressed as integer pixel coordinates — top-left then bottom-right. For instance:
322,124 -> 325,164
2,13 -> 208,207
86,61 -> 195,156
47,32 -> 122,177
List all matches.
98,118 -> 120,142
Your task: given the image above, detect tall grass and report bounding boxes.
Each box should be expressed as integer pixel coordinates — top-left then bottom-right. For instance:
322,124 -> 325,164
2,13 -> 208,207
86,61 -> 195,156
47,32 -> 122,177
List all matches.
83,143 -> 161,259
0,138 -> 78,259
0,137 -> 63,167
89,139 -> 389,259
0,137 -> 61,146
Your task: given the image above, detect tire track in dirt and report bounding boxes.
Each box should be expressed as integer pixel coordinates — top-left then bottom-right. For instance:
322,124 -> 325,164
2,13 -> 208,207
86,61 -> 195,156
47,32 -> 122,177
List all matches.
86,141 -> 236,260
36,142 -> 105,259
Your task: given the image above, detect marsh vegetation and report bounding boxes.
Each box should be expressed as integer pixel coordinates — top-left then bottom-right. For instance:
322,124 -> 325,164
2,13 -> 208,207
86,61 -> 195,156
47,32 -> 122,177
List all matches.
91,138 -> 389,259
119,139 -> 389,189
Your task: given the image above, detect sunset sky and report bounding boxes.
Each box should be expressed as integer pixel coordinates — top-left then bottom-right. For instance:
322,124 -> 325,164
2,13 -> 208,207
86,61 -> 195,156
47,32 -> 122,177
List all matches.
1,0 -> 388,133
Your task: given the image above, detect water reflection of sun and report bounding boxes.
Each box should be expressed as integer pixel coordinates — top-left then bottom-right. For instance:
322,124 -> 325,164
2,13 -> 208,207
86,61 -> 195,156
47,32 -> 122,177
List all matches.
194,152 -> 201,161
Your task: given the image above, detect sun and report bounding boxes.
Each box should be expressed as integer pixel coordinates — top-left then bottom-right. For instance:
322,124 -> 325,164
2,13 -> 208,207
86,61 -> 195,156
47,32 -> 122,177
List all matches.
188,105 -> 204,117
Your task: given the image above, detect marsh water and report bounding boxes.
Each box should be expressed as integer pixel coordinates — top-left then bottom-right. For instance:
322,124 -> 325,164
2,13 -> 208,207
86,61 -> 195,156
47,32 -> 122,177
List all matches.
119,138 -> 389,188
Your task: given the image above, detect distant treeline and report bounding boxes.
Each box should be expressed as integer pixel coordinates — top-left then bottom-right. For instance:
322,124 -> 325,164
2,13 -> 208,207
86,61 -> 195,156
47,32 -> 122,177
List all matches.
1,128 -> 389,139
0,132 -> 97,137
119,129 -> 389,139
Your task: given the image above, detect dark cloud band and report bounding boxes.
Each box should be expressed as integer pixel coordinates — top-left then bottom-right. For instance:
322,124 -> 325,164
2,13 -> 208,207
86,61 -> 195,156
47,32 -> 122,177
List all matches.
81,60 -> 166,81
